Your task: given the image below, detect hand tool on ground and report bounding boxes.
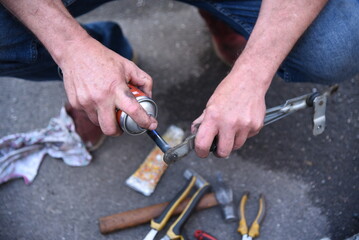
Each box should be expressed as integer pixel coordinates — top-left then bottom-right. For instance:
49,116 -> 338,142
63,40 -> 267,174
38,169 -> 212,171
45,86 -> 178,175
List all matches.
213,172 -> 236,222
160,169 -> 211,240
99,193 -> 218,234
163,85 -> 339,165
237,192 -> 266,240
194,230 -> 218,240
143,175 -> 197,240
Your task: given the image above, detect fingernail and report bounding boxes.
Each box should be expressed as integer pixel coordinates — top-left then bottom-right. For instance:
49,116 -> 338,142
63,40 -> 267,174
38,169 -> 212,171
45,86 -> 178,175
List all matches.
149,122 -> 157,130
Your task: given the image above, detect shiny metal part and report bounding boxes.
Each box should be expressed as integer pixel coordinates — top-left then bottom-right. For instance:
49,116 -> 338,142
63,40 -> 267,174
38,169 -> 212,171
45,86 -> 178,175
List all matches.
146,130 -> 171,153
143,229 -> 158,240
242,234 -> 252,240
214,172 -> 236,222
163,85 -> 338,165
119,96 -> 157,135
160,236 -> 170,240
264,93 -> 311,126
312,95 -> 327,136
163,135 -> 195,165
184,169 -> 207,188
312,84 -> 338,136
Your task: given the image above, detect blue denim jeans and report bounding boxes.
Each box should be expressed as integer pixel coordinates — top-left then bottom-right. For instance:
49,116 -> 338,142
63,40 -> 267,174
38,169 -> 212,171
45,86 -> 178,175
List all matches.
180,0 -> 359,84
0,0 -> 358,84
0,0 -> 129,80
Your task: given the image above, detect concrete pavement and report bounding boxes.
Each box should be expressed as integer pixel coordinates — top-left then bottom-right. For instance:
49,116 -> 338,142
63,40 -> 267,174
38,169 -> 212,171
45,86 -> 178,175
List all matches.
0,1 -> 358,239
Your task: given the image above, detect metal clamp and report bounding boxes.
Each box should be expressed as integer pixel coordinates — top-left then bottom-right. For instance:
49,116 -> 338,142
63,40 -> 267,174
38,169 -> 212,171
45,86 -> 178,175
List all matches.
264,85 -> 338,136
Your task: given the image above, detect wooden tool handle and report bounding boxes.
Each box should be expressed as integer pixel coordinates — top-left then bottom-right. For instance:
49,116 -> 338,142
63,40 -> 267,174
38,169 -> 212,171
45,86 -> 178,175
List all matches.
99,192 -> 218,234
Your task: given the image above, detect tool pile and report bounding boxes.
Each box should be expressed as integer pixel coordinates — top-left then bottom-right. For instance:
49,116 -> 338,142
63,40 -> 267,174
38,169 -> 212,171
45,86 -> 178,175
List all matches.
99,169 -> 266,240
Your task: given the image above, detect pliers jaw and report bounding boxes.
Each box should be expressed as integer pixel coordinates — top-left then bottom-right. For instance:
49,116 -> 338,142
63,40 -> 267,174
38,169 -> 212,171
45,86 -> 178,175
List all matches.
163,135 -> 196,165
242,234 -> 252,240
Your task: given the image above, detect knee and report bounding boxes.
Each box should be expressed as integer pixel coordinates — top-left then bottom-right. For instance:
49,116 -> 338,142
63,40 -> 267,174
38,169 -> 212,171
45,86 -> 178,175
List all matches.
286,0 -> 359,84
293,38 -> 359,84
306,49 -> 358,84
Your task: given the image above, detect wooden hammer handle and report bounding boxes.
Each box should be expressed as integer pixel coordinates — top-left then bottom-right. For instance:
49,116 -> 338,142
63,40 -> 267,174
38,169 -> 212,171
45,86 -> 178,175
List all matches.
99,193 -> 218,234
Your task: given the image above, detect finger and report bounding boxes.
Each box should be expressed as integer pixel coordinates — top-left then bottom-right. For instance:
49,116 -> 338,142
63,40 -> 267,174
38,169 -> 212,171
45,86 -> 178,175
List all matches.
247,124 -> 263,138
233,131 -> 249,150
85,108 -> 100,126
73,94 -> 100,126
215,129 -> 236,158
129,67 -> 153,98
115,88 -> 158,130
195,121 -> 218,158
97,103 -> 121,136
191,113 -> 205,134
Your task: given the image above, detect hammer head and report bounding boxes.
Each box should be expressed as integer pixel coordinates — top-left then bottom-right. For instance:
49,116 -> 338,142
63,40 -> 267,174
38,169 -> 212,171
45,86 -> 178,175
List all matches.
214,172 -> 237,222
183,169 -> 208,189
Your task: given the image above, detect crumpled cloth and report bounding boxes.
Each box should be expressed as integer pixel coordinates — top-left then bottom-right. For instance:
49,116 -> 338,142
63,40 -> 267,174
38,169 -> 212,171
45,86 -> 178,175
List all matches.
0,107 -> 92,185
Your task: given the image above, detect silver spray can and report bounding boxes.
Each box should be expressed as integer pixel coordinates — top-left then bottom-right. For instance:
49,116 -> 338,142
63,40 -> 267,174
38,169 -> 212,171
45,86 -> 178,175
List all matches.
116,84 -> 158,135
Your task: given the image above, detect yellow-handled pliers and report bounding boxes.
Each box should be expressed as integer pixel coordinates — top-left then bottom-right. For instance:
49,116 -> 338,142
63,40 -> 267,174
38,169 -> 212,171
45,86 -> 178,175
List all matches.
237,192 -> 266,240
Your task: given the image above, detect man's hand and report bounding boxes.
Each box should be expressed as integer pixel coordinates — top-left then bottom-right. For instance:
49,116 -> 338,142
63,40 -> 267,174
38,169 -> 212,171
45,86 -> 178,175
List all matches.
192,63 -> 267,158
1,0 -> 158,136
192,0 -> 328,158
60,36 -> 157,136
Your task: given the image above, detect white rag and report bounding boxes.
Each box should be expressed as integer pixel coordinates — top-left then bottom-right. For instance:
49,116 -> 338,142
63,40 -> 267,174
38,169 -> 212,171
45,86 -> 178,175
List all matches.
0,107 -> 92,185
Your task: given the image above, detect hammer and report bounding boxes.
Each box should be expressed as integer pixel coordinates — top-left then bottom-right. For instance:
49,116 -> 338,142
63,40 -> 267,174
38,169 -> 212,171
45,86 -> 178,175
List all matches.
98,172 -> 235,234
160,169 -> 211,240
213,172 -> 237,222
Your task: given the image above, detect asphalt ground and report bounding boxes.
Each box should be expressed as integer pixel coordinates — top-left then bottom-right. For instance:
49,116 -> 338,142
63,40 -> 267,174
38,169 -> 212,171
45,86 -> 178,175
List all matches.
0,1 -> 358,240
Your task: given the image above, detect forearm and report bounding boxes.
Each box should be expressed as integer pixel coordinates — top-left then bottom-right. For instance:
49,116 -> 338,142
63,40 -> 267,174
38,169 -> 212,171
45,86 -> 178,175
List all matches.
0,0 -> 89,65
231,0 -> 328,91
1,0 -> 157,135
194,0 -> 329,158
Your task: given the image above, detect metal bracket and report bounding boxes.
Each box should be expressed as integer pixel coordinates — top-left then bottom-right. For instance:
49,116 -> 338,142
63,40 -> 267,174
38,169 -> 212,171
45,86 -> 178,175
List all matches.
312,94 -> 327,136
264,85 -> 338,136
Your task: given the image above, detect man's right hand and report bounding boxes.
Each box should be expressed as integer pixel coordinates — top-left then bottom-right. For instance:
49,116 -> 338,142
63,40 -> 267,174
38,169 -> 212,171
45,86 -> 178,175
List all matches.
59,36 -> 158,136
0,0 -> 157,136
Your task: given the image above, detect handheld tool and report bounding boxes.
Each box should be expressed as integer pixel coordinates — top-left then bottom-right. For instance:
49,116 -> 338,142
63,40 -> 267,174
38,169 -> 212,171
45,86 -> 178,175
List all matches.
263,84 -> 338,135
194,230 -> 218,240
213,172 -> 236,222
161,169 -> 211,240
163,85 -> 338,165
146,129 -> 171,153
237,192 -> 266,240
99,193 -> 218,234
143,175 -> 197,240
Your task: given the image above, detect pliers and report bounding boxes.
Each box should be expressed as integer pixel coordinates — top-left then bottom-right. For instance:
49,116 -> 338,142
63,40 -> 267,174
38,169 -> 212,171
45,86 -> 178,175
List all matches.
163,85 -> 338,165
237,192 -> 266,240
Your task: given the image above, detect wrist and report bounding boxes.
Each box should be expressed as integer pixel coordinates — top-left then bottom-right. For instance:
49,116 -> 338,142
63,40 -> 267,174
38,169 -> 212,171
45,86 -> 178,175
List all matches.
49,27 -> 90,66
228,57 -> 273,97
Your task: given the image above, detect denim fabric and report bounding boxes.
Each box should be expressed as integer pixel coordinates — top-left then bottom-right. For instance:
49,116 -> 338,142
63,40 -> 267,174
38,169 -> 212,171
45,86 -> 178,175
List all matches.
179,0 -> 359,84
0,0 -> 133,81
1,0 -> 358,83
